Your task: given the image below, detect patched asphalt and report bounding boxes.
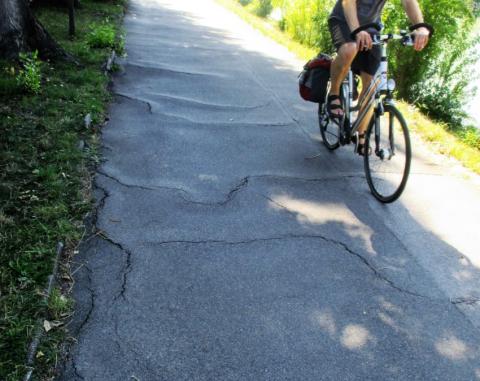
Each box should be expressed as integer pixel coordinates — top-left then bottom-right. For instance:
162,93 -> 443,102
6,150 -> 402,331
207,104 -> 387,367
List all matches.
59,1 -> 480,380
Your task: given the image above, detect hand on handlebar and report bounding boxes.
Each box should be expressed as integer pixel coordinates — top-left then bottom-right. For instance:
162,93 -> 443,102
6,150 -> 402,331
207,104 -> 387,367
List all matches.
356,30 -> 373,51
412,27 -> 430,51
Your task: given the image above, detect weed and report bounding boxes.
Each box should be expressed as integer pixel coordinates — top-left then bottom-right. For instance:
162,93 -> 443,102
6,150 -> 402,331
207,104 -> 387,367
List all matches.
87,21 -> 116,49
17,51 -> 42,94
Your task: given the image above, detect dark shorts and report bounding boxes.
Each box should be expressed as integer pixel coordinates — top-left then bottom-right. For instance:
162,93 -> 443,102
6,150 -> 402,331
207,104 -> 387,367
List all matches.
328,18 -> 381,76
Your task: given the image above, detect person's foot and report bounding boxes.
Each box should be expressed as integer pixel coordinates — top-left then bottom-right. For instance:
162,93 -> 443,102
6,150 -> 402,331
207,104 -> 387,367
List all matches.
354,133 -> 370,156
327,94 -> 344,124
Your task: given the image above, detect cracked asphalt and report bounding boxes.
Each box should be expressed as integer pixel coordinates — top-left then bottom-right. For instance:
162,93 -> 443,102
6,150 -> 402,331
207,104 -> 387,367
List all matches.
60,0 -> 480,380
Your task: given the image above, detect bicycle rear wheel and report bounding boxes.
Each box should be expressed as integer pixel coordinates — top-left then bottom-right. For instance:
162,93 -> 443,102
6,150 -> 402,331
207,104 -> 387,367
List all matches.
364,104 -> 411,203
319,103 -> 340,150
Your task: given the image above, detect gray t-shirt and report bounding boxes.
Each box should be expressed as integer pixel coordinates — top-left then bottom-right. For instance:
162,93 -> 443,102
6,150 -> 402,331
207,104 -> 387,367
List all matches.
330,0 -> 387,26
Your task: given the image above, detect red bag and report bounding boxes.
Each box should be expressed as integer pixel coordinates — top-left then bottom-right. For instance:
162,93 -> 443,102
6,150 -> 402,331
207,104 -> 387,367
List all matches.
299,54 -> 332,103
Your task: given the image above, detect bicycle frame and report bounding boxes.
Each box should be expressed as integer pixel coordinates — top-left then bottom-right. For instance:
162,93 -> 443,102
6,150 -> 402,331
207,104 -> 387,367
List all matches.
343,39 -> 391,139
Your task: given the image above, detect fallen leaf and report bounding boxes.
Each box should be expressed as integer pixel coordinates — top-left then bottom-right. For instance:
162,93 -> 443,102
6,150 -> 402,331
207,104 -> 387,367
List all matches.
44,320 -> 52,332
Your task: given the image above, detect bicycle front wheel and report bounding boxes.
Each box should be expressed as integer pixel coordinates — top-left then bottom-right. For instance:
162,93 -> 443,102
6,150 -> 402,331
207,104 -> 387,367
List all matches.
364,104 -> 411,203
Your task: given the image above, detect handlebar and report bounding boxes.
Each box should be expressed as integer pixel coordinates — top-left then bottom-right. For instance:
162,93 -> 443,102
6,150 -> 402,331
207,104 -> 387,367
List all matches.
372,32 -> 415,46
351,22 -> 433,47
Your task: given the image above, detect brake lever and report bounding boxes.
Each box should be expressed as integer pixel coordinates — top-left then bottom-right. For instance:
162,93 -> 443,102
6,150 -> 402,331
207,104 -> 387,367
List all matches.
372,34 -> 381,44
402,35 -> 414,46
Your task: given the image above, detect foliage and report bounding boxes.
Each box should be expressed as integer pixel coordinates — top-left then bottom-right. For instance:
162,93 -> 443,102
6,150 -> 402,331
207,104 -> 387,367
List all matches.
252,0 -> 273,17
87,21 -> 117,49
17,51 -> 42,94
474,0 -> 480,16
278,0 -> 334,53
398,102 -> 480,173
383,0 -> 477,126
0,0 -> 125,380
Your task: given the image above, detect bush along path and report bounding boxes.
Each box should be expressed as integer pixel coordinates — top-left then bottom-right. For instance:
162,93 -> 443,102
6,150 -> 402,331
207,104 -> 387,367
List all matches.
216,0 -> 480,174
0,1 -> 126,380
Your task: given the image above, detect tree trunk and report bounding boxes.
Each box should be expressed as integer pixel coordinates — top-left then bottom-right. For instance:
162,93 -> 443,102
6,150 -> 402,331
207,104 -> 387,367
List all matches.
67,0 -> 75,36
0,0 -> 70,60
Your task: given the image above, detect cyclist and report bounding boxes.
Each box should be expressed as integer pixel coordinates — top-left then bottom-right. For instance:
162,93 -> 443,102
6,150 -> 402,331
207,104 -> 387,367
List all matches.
327,0 -> 430,154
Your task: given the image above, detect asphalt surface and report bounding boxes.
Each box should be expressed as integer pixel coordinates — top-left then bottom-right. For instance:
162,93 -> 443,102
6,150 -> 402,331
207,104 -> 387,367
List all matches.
60,0 -> 480,380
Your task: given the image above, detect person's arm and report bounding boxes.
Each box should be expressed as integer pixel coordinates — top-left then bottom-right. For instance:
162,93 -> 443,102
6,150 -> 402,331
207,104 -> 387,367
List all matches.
401,0 -> 430,51
342,0 -> 372,50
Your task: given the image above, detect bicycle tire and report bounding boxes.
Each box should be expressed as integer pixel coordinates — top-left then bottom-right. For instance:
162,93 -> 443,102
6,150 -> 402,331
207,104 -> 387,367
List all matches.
319,103 -> 340,150
319,81 -> 345,150
364,104 -> 411,203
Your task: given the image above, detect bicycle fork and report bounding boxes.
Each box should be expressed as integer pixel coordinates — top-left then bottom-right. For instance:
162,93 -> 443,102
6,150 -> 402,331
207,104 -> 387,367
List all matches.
374,100 -> 395,160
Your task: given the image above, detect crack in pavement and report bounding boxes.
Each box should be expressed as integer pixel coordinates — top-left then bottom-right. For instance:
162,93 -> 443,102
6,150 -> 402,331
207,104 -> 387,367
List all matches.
91,184 -> 110,232
116,78 -> 275,110
260,193 -> 480,324
77,270 -> 96,335
451,297 -> 480,306
97,170 -> 250,206
95,233 -> 134,301
142,234 -> 437,301
93,172 -> 473,308
219,176 -> 249,206
72,359 -> 86,381
259,193 -> 434,300
96,170 -> 368,207
114,93 -> 153,113
66,265 -> 94,381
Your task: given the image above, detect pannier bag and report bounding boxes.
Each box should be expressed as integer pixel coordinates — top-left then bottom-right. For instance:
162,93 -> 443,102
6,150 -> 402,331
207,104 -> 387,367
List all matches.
299,53 -> 332,103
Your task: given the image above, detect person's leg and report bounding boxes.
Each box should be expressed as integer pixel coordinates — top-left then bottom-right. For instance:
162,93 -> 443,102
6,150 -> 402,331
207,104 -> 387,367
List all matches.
355,71 -> 375,154
329,42 -> 357,117
357,71 -> 374,135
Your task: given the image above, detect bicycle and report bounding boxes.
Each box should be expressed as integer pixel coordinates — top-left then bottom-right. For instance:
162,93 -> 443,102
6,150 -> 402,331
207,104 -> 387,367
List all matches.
319,23 -> 431,203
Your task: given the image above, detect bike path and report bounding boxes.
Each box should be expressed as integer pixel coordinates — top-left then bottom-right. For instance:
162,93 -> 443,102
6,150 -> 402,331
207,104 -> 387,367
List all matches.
60,0 -> 480,379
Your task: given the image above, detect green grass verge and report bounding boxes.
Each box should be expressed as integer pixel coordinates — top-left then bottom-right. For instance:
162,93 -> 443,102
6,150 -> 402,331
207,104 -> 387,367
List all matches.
215,0 -> 480,175
398,102 -> 480,173
0,1 -> 125,380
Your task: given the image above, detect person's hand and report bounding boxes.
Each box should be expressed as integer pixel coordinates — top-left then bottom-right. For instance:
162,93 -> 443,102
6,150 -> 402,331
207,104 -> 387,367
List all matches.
412,27 -> 430,51
355,30 -> 373,51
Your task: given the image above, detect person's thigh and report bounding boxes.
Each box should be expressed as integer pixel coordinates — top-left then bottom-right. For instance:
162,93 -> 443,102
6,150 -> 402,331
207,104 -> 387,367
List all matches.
352,46 -> 381,76
328,18 -> 356,51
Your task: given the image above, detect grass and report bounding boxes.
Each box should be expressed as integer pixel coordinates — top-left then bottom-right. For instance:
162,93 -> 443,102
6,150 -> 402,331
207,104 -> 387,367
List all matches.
398,102 -> 480,173
0,1 -> 125,380
215,0 -> 480,175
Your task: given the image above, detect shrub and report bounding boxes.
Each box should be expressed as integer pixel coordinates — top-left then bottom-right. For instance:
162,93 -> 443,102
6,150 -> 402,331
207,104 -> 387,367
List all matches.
461,127 -> 480,149
271,0 -> 335,53
17,51 -> 42,94
87,22 -> 116,49
383,0 -> 477,127
248,0 -> 273,17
